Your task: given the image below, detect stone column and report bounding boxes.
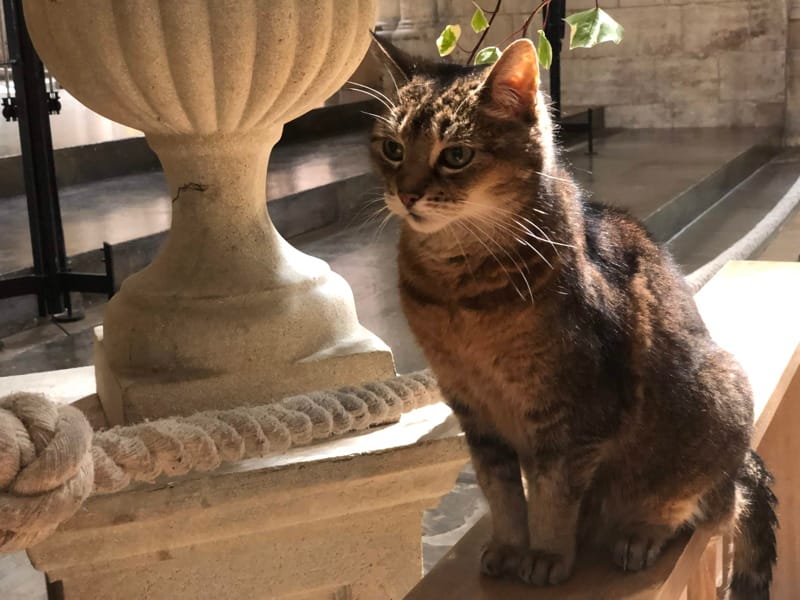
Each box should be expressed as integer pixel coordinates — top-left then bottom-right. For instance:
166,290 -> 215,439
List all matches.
392,0 -> 440,57
787,0 -> 800,144
22,0 -> 394,424
375,0 -> 401,35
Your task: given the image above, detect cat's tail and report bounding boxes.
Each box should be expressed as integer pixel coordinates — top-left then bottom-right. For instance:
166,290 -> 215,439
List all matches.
729,449 -> 778,599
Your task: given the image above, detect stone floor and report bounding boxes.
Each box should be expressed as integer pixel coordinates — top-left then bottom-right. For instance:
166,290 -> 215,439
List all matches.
668,150 -> 800,273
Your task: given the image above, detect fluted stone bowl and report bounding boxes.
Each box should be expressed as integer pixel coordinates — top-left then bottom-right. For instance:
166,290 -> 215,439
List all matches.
21,0 -> 394,423
24,0 -> 375,134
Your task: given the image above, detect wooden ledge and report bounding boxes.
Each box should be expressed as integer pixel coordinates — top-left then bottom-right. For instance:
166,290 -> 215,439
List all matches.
407,261 -> 800,600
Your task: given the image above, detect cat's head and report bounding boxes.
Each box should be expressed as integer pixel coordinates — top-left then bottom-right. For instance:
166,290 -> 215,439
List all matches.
369,37 -> 554,235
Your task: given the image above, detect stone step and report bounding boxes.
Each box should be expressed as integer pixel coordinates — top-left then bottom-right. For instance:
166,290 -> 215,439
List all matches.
757,156 -> 800,263
566,127 -> 780,243
667,150 -> 800,273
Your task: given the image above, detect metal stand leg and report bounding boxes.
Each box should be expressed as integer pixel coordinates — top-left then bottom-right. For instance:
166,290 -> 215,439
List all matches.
0,0 -> 115,318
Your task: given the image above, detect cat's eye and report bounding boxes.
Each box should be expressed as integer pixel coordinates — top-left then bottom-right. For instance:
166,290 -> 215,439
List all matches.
382,139 -> 404,162
439,146 -> 475,170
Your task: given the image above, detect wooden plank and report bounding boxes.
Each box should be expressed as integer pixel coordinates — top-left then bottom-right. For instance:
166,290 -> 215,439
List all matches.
757,370 -> 800,598
407,261 -> 800,599
694,261 -> 800,446
685,538 -> 719,600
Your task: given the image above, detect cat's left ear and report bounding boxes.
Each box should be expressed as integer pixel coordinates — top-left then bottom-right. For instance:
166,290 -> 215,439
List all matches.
370,31 -> 417,82
481,39 -> 540,120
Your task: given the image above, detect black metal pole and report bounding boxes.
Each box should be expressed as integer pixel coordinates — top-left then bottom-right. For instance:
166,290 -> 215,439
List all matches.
544,0 -> 566,120
2,0 -> 67,316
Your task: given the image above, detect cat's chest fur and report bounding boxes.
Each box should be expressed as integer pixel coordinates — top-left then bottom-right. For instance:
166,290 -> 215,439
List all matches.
399,272 -> 568,445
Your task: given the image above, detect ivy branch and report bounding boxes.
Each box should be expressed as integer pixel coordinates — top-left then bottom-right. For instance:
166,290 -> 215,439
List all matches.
436,1 -> 624,68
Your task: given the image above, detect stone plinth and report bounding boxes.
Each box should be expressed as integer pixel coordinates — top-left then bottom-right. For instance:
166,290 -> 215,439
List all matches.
25,402 -> 467,599
392,0 -> 440,56
22,0 -> 394,425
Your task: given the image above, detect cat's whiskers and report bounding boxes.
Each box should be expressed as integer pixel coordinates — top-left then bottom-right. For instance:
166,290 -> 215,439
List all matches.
348,87 -> 394,113
375,210 -> 395,241
346,81 -> 396,111
361,110 -> 395,128
455,220 -> 527,301
464,210 -> 532,263
457,200 -> 573,261
348,194 -> 390,228
455,204 -> 559,274
366,203 -> 390,222
461,199 -> 574,251
511,218 -> 564,259
446,224 -> 478,285
516,215 -> 576,259
514,235 -> 554,270
465,216 -> 534,302
354,204 -> 390,234
465,201 -> 550,228
534,170 -> 573,184
451,88 -> 479,123
470,211 -> 554,273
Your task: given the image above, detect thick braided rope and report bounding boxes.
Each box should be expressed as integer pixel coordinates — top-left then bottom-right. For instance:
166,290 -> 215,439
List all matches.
0,370 -> 442,552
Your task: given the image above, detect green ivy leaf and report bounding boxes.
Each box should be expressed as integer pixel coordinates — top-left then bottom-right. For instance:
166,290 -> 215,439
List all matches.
471,5 -> 489,33
563,8 -> 624,49
436,24 -> 462,57
474,46 -> 502,65
537,30 -> 553,69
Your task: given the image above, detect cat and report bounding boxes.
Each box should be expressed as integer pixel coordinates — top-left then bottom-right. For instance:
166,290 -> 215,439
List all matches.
368,37 -> 777,598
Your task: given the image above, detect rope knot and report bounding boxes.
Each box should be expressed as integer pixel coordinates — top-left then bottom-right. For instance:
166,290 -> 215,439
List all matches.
0,392 -> 94,552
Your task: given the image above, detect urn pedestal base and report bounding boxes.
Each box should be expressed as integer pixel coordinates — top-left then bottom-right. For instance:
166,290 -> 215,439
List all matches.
94,326 -> 395,425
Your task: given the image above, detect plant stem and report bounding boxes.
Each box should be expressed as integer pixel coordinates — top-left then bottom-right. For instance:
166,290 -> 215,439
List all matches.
497,0 -> 551,47
474,1 -> 498,14
466,0 -> 503,65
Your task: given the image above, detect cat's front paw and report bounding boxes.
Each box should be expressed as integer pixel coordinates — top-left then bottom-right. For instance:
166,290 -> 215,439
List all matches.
612,535 -> 665,572
517,550 -> 575,586
480,541 -> 525,578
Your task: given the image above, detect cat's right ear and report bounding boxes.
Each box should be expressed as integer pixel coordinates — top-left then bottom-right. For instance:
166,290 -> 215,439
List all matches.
481,38 -> 541,120
370,32 -> 419,82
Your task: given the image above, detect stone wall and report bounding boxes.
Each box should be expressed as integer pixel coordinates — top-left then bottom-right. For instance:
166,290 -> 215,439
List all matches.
423,0 -> 790,129
785,0 -> 800,143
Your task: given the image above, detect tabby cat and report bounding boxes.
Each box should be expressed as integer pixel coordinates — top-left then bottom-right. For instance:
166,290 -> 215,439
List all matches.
369,37 -> 777,597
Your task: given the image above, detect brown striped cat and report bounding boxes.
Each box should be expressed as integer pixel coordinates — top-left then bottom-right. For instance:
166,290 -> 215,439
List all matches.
369,38 -> 777,597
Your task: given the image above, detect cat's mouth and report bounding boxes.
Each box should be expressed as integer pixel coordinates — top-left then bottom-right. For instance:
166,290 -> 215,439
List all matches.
389,196 -> 450,233
404,210 -> 451,234
407,211 -> 424,223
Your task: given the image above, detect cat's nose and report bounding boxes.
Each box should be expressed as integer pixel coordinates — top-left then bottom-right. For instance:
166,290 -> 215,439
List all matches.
399,193 -> 420,209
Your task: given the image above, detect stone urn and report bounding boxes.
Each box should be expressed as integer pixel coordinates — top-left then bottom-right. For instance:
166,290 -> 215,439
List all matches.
23,0 -> 394,424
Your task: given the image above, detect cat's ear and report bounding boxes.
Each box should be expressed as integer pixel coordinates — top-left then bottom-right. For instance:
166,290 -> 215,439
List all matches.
481,39 -> 540,119
370,31 -> 416,82
370,31 -> 438,81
